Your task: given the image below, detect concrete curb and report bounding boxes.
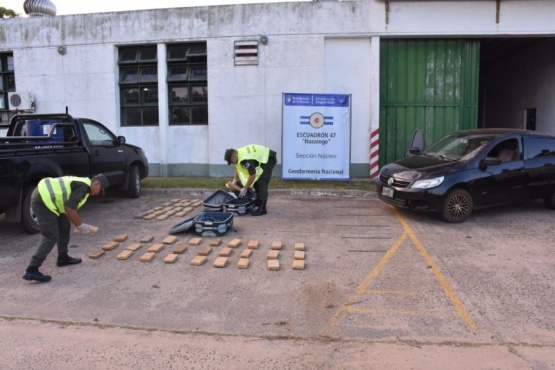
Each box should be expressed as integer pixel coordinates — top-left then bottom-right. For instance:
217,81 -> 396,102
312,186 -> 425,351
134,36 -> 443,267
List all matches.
142,188 -> 376,198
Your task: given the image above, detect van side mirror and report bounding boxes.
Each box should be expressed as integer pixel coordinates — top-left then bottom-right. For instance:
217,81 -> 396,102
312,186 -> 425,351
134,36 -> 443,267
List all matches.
406,128 -> 425,157
118,136 -> 126,145
480,157 -> 502,169
408,147 -> 421,155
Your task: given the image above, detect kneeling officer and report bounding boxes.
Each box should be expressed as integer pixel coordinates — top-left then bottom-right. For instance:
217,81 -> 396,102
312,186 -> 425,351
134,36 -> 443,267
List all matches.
224,144 -> 277,216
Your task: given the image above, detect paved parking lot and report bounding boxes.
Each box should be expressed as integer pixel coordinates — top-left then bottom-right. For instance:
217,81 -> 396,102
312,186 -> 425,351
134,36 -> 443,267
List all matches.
1,189 -> 554,369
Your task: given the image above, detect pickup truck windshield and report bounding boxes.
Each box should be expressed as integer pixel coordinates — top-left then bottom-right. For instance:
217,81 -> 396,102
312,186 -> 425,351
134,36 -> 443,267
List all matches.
423,133 -> 494,161
83,121 -> 117,146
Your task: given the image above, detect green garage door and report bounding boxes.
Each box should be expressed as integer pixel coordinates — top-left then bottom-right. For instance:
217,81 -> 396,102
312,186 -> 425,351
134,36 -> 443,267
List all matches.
380,39 -> 480,166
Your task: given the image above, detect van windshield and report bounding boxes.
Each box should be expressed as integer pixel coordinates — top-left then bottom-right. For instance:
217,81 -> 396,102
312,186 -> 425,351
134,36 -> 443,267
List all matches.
423,133 -> 494,161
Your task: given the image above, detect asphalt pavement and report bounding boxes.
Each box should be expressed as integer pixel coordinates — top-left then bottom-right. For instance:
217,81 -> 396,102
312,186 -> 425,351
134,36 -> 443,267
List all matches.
0,188 -> 554,369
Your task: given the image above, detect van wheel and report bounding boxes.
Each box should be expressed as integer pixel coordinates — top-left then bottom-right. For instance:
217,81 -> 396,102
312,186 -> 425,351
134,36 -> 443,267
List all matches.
126,165 -> 141,198
543,191 -> 555,209
441,189 -> 473,223
20,186 -> 40,234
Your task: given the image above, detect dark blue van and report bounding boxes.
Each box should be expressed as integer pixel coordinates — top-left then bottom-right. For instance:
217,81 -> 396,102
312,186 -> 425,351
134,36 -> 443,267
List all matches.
375,129 -> 555,222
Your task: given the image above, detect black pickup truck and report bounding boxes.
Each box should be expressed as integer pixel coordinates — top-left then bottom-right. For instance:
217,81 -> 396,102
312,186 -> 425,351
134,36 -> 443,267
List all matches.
0,113 -> 149,233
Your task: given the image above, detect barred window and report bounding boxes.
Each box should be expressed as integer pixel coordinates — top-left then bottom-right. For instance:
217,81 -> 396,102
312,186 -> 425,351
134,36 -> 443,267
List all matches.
167,42 -> 208,125
0,53 -> 15,111
118,45 -> 159,126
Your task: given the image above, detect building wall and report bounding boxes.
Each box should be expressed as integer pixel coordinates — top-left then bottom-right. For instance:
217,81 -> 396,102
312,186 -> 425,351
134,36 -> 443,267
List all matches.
207,35 -> 327,177
2,0 -> 555,177
372,0 -> 555,35
324,38 -> 373,175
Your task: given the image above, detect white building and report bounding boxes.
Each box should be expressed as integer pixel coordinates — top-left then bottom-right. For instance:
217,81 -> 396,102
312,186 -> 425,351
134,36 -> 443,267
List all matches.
1,0 -> 555,177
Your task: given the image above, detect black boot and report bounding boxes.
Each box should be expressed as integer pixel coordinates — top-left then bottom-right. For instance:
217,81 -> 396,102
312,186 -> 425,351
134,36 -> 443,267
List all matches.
251,198 -> 261,214
57,254 -> 82,267
251,200 -> 267,216
23,266 -> 52,282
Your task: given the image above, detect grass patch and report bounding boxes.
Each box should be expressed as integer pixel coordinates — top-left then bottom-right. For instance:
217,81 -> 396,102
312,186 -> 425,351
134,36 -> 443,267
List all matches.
142,177 -> 375,192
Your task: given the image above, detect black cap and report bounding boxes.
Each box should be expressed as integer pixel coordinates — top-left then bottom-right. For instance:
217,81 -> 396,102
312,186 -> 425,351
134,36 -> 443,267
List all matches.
224,148 -> 236,165
92,174 -> 109,195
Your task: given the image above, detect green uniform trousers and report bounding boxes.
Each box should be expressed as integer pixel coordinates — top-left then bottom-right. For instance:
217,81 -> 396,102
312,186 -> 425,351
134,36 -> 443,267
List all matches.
254,153 -> 277,201
29,189 -> 71,268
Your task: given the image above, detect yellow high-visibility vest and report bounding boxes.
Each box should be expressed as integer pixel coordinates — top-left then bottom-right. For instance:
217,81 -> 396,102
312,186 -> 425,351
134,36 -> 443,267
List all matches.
235,144 -> 270,185
37,176 -> 90,215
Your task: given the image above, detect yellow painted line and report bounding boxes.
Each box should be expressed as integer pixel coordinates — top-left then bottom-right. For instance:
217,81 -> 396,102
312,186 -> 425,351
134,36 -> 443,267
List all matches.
391,207 -> 478,334
343,306 -> 459,317
355,231 -> 408,295
329,207 -> 478,334
329,231 -> 408,328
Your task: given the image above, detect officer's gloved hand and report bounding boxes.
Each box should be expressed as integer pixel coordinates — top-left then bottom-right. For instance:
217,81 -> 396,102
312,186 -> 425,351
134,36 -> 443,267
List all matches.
78,223 -> 92,234
239,188 -> 247,198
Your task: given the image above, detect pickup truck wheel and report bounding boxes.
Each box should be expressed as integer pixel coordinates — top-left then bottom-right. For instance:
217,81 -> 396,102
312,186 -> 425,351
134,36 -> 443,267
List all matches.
20,186 -> 40,234
127,165 -> 141,198
543,191 -> 555,209
441,188 -> 473,223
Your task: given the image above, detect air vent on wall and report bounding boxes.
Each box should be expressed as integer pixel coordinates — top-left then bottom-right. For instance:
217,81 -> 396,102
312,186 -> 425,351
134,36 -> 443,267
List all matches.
8,91 -> 35,111
234,40 -> 259,66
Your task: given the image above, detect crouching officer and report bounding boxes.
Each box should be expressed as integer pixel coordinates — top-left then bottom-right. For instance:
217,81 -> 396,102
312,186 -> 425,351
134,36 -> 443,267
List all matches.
224,144 -> 277,216
22,174 -> 109,283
